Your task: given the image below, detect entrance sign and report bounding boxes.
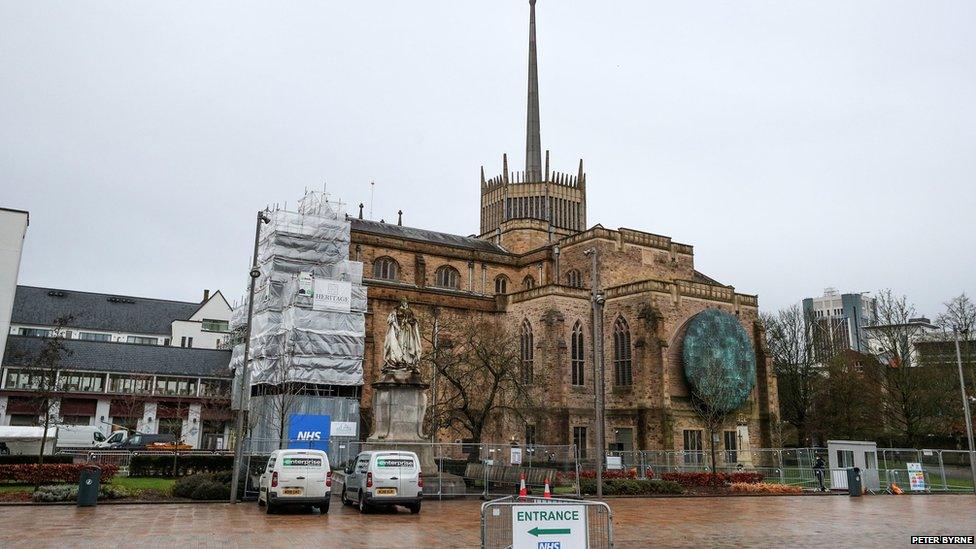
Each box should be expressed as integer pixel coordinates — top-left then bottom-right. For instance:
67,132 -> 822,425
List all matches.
511,446 -> 522,465
330,421 -> 358,437
907,462 -> 926,491
512,504 -> 587,549
312,279 -> 352,312
287,414 -> 331,452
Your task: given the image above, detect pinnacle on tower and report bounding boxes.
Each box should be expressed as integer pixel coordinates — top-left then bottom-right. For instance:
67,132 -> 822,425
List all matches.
525,0 -> 542,182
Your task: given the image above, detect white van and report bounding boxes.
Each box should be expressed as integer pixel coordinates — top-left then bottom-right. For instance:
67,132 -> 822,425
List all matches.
55,426 -> 106,448
96,430 -> 128,448
341,450 -> 423,514
258,449 -> 332,514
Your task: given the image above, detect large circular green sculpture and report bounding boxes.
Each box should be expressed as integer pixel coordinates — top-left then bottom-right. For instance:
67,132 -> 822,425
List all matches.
681,309 -> 756,413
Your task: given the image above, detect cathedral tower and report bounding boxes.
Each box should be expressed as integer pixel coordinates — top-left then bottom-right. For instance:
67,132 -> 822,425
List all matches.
479,0 -> 587,252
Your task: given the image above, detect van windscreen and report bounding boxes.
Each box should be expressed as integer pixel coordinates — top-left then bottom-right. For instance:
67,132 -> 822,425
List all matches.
376,457 -> 414,468
282,457 -> 322,467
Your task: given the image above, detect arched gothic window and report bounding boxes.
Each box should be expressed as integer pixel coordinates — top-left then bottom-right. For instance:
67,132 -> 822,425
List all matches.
520,319 -> 534,384
566,269 -> 583,288
372,257 -> 399,281
613,316 -> 633,386
522,275 -> 535,290
434,265 -> 460,289
494,275 -> 509,295
571,321 -> 585,386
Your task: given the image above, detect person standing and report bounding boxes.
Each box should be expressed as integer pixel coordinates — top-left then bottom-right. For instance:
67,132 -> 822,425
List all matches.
814,455 -> 827,492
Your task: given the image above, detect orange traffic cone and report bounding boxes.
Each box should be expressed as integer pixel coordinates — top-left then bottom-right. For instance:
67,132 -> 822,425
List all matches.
518,473 -> 527,499
543,478 -> 552,499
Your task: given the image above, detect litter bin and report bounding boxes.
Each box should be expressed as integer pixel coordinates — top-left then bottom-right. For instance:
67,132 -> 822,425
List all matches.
846,467 -> 862,497
77,466 -> 101,507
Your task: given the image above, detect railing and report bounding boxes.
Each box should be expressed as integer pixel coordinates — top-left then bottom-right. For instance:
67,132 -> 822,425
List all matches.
607,447 -> 974,493
56,448 -> 234,476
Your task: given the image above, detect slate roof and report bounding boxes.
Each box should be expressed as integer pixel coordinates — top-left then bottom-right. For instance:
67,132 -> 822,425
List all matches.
11,285 -> 201,335
3,335 -> 231,378
350,218 -> 508,254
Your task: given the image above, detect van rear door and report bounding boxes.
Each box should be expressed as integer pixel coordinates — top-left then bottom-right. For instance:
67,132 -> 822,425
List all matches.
372,453 -> 402,497
279,452 -> 322,497
396,454 -> 419,497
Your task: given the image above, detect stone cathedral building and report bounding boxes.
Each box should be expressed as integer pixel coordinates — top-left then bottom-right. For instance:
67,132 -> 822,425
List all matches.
350,1 -> 778,460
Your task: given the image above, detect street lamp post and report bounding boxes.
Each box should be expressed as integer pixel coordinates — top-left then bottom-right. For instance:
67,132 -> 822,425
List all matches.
954,329 -> 976,496
229,210 -> 270,504
584,248 -> 606,498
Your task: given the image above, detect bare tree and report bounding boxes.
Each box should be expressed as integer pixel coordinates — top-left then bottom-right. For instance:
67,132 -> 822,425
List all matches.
422,316 -> 534,443
864,290 -> 953,446
762,305 -> 822,445
688,362 -> 744,472
810,351 -> 882,442
937,293 -> 976,384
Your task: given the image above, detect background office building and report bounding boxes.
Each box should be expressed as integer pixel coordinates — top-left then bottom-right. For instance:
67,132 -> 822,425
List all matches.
802,288 -> 877,361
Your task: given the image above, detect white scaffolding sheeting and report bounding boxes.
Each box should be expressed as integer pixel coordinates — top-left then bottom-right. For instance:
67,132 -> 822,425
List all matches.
231,192 -> 366,393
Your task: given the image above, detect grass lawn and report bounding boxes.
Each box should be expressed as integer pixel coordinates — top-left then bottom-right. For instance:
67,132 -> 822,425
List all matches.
108,477 -> 175,493
0,484 -> 32,493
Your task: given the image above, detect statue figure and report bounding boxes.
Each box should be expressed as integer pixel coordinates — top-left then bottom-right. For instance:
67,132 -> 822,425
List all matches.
382,298 -> 422,375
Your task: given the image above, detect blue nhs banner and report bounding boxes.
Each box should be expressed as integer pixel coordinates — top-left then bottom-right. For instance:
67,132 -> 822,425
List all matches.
287,414 -> 331,452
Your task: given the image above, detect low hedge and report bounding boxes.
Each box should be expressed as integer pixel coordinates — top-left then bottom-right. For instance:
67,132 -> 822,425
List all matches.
173,471 -> 232,500
579,478 -> 683,496
32,484 -> 129,502
729,482 -> 802,494
130,455 -> 235,477
0,464 -> 118,484
660,472 -> 763,487
560,469 -> 642,481
0,455 -> 73,465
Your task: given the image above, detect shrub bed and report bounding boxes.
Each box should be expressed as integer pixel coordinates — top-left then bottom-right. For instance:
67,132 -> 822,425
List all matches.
660,472 -> 763,487
558,469 -> 642,482
31,484 -> 129,503
172,471 -> 232,500
129,455 -> 235,477
579,478 -> 683,496
0,455 -> 73,465
729,482 -> 802,494
0,464 -> 118,484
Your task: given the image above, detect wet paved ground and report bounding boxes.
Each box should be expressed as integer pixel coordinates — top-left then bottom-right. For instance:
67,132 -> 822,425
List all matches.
1,495 -> 973,548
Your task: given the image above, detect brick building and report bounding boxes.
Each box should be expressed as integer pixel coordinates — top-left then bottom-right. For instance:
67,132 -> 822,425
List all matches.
350,1 -> 779,462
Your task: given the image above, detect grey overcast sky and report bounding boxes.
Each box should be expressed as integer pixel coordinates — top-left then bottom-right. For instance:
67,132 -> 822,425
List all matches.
2,1 -> 974,316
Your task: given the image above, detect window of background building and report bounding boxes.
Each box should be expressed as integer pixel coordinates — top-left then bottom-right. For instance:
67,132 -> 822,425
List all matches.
79,332 -> 112,342
520,320 -> 534,384
565,269 -> 583,288
108,374 -> 153,394
522,275 -> 535,290
613,316 -> 633,386
201,420 -> 229,450
60,415 -> 91,426
201,319 -> 230,332
9,414 -> 37,426
126,336 -> 159,345
19,327 -> 51,338
372,257 -> 399,281
200,378 -> 230,397
525,424 -> 536,447
494,275 -> 508,295
154,377 -> 197,397
59,372 -> 105,393
571,321 -> 585,386
573,426 -> 587,460
157,418 -> 183,440
683,430 -> 703,464
434,265 -> 460,289
4,369 -> 39,390
837,449 -> 854,468
724,430 -> 738,463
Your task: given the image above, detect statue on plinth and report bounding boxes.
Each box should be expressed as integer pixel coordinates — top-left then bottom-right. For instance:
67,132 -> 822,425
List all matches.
382,298 -> 422,376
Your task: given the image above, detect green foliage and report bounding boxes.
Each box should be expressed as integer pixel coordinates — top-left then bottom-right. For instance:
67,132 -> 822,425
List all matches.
578,478 -> 683,496
129,455 -> 235,477
172,472 -> 232,500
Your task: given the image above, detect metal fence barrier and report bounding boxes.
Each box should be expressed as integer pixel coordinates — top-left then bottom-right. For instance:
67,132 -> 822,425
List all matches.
481,495 -> 613,549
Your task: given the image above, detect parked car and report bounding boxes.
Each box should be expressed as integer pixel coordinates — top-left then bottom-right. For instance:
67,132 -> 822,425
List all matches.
110,433 -> 177,450
96,430 -> 128,448
55,425 -> 107,448
341,450 -> 422,514
258,449 -> 332,514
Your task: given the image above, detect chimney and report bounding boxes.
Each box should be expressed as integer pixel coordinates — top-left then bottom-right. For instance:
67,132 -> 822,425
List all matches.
203,289 -> 210,302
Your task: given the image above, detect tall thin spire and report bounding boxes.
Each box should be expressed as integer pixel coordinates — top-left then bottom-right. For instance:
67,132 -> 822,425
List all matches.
525,0 -> 542,182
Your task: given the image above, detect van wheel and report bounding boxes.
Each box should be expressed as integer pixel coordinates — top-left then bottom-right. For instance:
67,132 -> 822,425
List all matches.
341,490 -> 352,506
408,502 -> 422,514
319,500 -> 330,515
358,492 -> 369,514
266,501 -> 275,515
257,496 -> 266,507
